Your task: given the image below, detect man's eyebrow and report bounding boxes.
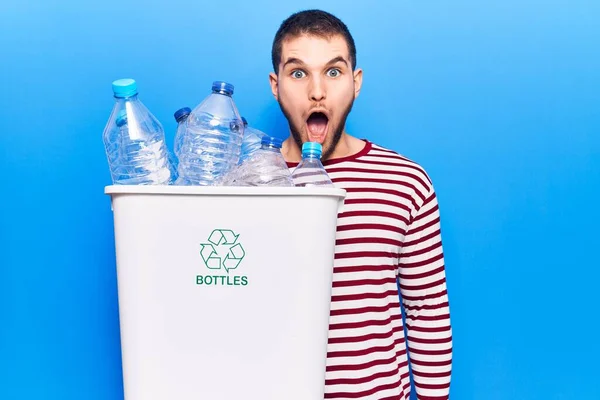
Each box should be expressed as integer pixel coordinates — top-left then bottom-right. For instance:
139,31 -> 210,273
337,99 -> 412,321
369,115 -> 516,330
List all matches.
326,56 -> 348,67
282,57 -> 305,68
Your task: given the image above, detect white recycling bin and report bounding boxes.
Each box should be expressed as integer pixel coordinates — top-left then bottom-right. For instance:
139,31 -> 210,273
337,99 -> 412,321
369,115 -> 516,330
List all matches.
105,185 -> 346,400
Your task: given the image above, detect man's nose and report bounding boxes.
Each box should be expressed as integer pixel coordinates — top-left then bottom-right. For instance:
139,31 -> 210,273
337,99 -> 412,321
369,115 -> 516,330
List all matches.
309,76 -> 326,102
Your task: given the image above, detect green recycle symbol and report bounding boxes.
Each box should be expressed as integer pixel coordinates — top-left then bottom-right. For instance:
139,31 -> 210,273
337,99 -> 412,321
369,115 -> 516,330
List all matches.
200,229 -> 245,273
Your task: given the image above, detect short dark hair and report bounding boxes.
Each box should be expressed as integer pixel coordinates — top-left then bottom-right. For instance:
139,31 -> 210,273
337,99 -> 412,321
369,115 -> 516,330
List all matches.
271,9 -> 357,73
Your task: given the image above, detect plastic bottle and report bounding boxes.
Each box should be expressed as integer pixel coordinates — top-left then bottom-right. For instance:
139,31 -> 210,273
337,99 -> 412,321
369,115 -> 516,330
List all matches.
175,81 -> 244,186
102,78 -> 173,185
290,142 -> 334,187
239,117 -> 267,164
226,136 -> 294,187
173,106 -> 191,158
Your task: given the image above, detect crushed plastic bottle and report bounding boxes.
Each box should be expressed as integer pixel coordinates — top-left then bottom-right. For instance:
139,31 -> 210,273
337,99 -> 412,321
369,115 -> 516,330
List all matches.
222,136 -> 294,187
239,117 -> 267,164
175,81 -> 244,186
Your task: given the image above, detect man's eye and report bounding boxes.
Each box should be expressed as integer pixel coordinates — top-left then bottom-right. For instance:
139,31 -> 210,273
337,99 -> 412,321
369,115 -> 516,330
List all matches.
327,68 -> 341,78
292,70 -> 306,79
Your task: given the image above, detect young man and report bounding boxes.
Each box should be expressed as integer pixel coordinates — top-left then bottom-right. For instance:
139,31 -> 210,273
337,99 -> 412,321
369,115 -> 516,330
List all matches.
269,9 -> 453,400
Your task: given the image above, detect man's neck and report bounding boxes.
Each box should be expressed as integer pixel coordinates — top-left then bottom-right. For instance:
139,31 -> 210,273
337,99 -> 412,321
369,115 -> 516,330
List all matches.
282,132 -> 365,163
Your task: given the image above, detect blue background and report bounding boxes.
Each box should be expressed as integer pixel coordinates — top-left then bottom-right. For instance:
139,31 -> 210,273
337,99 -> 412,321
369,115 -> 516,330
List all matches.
1,0 -> 599,399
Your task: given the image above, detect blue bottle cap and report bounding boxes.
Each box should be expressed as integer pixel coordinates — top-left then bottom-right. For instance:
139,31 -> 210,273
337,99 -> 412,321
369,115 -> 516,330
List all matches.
112,78 -> 138,98
174,107 -> 192,123
261,135 -> 283,149
241,117 -> 248,127
212,81 -> 234,96
302,142 -> 322,157
115,110 -> 128,127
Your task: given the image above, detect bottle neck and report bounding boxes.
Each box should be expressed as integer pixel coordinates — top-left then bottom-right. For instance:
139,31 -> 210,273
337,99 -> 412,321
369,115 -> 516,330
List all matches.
212,90 -> 232,97
115,94 -> 139,104
302,152 -> 322,160
261,143 -> 281,152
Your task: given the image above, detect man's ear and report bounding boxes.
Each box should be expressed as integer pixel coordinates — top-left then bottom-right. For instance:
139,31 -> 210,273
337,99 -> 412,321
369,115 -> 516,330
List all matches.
269,72 -> 279,101
353,68 -> 363,99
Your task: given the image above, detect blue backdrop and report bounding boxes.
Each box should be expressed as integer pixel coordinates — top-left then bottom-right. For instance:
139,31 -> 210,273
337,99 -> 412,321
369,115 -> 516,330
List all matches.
1,1 -> 599,399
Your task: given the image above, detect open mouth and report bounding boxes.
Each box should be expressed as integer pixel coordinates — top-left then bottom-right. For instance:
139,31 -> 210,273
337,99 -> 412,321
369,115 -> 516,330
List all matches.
306,112 -> 329,143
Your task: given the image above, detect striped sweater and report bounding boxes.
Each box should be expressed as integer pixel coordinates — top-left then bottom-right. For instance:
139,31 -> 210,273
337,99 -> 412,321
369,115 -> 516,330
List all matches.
288,140 -> 452,400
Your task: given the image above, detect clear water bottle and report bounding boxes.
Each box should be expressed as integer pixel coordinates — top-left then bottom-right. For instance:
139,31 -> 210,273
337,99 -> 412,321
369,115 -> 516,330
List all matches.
175,81 -> 244,186
225,136 -> 294,187
239,117 -> 267,164
173,107 -> 191,157
291,142 -> 334,187
169,106 -> 191,178
102,78 -> 173,185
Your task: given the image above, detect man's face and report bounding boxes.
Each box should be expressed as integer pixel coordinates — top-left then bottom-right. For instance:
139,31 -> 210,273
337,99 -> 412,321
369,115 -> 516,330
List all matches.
270,34 -> 362,160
